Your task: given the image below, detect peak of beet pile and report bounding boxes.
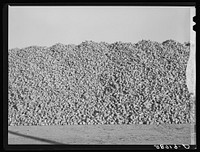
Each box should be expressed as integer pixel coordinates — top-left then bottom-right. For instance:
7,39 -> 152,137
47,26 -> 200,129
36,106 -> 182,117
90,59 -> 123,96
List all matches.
8,40 -> 195,126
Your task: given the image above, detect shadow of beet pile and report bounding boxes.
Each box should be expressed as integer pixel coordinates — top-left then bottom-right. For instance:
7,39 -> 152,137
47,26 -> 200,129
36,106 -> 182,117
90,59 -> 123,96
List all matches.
8,40 -> 194,126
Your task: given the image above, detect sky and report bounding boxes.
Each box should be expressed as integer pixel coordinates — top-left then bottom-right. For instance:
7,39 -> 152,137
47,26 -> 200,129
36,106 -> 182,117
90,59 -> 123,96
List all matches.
9,6 -> 195,49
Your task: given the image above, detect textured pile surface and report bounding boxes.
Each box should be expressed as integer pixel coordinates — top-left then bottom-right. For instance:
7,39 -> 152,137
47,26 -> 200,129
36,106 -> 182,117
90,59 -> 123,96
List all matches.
8,40 -> 194,126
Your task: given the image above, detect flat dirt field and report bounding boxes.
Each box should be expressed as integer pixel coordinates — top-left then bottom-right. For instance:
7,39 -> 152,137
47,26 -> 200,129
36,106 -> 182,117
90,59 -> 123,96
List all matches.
8,124 -> 196,145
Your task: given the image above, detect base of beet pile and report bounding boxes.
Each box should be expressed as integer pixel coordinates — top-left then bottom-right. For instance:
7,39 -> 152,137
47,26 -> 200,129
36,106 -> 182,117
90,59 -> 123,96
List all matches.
8,40 -> 195,126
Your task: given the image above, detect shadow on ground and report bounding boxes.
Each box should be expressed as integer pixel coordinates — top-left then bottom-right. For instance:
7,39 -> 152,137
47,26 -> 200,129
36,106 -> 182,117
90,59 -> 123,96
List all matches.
8,130 -> 64,145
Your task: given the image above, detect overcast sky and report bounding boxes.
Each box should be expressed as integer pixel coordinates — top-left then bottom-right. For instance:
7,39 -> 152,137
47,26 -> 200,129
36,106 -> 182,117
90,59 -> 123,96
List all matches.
9,6 -> 195,49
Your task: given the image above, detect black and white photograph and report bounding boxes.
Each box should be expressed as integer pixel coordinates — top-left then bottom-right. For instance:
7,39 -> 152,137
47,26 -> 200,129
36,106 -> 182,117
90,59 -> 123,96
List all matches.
7,5 -> 196,148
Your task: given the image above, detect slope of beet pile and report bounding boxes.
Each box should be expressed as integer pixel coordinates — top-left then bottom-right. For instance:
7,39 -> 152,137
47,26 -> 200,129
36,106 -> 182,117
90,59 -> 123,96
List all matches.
8,40 -> 194,126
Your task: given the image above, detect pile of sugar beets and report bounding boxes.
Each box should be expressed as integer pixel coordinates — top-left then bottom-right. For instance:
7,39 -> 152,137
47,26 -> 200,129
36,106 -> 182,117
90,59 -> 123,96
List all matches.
8,40 -> 195,126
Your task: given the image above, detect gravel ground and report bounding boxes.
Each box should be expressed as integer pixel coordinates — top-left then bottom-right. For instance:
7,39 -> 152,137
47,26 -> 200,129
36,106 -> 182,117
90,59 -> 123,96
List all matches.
8,124 -> 195,145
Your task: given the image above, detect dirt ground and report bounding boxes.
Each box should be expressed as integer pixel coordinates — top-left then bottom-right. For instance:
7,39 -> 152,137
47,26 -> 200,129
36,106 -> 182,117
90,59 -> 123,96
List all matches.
8,123 -> 196,145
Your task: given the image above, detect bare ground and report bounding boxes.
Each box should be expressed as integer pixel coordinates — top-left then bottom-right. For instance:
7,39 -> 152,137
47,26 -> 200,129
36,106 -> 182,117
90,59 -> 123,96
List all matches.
8,123 -> 196,145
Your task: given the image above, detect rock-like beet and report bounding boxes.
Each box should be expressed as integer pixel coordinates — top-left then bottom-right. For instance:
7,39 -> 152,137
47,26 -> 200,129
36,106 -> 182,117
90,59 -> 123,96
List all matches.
8,40 -> 195,126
